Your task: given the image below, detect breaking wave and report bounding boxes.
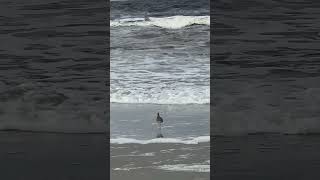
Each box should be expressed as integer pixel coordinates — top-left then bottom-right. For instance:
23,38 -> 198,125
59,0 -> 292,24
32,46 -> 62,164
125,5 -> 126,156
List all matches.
110,86 -> 209,104
110,16 -> 210,29
110,136 -> 210,144
0,82 -> 107,133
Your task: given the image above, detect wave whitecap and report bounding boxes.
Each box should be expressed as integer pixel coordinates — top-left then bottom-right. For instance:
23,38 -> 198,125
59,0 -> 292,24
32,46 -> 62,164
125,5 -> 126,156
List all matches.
0,82 -> 107,134
111,86 -> 209,105
110,136 -> 210,144
110,16 -> 210,29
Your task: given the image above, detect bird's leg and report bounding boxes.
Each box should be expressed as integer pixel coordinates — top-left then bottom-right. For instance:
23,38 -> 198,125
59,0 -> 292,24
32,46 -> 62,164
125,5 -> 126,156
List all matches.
156,122 -> 163,138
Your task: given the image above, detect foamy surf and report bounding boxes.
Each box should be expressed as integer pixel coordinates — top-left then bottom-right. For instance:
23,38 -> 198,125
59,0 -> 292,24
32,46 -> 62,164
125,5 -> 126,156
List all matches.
110,136 -> 210,144
156,163 -> 210,172
113,164 -> 210,173
110,16 -> 210,29
0,82 -> 106,133
110,86 -> 209,104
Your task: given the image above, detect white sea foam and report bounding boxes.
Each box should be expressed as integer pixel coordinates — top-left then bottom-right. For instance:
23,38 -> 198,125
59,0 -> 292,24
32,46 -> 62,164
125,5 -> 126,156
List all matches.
111,86 -> 209,104
111,16 -> 210,29
156,164 -> 210,172
113,164 -> 210,172
0,82 -> 106,133
110,136 -> 210,144
112,152 -> 155,158
113,167 -> 144,171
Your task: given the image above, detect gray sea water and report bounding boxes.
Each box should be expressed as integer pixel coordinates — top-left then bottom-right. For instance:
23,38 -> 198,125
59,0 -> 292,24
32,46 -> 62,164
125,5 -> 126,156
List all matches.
111,0 -> 210,104
111,103 -> 210,140
110,0 -> 210,176
111,0 -> 210,142
213,0 -> 320,179
213,0 -> 320,135
0,0 -> 108,133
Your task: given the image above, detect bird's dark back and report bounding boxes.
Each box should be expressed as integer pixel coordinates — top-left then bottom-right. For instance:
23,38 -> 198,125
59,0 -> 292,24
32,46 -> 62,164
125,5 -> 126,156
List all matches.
156,114 -> 163,123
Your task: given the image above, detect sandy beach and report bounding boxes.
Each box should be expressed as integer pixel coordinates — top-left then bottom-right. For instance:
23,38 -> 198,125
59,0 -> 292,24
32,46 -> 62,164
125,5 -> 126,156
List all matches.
111,142 -> 210,180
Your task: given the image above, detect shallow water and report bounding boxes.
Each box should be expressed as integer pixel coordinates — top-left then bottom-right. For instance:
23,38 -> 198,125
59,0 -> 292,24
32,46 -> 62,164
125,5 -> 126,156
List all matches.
111,103 -> 210,141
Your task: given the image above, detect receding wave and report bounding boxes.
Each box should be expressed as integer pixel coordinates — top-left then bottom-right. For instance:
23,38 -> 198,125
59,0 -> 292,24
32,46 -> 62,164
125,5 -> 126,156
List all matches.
110,136 -> 210,144
111,86 -> 209,104
110,16 -> 210,29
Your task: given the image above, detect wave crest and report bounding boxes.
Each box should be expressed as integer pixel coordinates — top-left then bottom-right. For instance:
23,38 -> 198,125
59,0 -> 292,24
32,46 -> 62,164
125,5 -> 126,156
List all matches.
110,136 -> 210,144
111,86 -> 209,104
110,16 -> 210,29
0,82 -> 107,133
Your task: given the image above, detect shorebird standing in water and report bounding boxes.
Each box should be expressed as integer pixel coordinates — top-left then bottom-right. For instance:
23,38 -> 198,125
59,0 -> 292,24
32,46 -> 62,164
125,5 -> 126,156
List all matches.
156,112 -> 164,138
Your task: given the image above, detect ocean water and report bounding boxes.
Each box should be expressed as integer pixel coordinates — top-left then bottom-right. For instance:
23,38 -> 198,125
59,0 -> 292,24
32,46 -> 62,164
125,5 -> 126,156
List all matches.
213,0 -> 320,135
110,0 -> 210,141
0,0 -> 108,133
213,1 -> 320,179
110,0 -> 210,175
214,134 -> 320,179
111,0 -> 210,105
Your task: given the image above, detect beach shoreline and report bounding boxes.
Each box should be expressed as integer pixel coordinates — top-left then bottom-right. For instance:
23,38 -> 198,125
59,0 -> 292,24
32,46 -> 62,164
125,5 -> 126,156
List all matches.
111,142 -> 210,180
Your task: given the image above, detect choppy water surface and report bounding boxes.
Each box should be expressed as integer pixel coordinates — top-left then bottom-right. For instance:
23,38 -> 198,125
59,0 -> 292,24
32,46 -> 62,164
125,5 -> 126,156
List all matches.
111,0 -> 210,104
213,0 -> 320,135
0,0 -> 107,133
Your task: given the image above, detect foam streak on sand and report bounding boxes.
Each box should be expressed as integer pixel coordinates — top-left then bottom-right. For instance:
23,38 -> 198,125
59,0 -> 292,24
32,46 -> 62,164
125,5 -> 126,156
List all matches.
111,16 -> 210,29
110,136 -> 210,144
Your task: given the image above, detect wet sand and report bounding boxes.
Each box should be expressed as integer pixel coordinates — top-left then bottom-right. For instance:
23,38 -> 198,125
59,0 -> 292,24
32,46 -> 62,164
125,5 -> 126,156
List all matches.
111,142 -> 210,180
0,131 -> 108,180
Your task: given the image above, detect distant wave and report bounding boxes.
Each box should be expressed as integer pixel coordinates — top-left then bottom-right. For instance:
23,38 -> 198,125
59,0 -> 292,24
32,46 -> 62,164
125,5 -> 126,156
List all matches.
110,16 -> 210,29
111,86 -> 209,104
110,136 -> 210,144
